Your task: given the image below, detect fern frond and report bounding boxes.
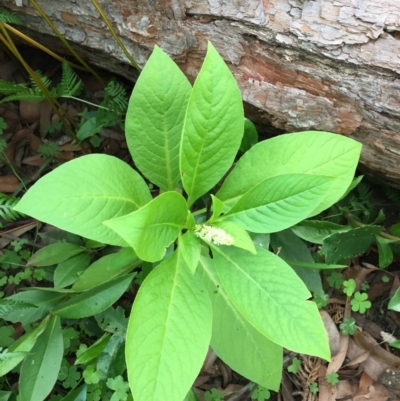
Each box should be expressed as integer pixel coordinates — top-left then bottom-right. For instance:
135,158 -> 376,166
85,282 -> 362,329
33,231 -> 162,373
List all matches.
0,138 -> 6,154
0,89 -> 46,103
0,10 -> 24,25
356,181 -> 373,205
29,70 -> 52,90
0,193 -> 24,221
383,185 -> 400,205
0,78 -> 28,96
104,80 -> 128,112
0,299 -> 36,318
58,59 -> 82,97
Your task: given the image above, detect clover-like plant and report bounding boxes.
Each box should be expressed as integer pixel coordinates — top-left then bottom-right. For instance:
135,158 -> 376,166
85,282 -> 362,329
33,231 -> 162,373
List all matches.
14,42 -> 362,401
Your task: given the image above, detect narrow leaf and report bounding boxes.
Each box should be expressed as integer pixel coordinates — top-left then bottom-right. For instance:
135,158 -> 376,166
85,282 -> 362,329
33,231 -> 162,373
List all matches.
0,319 -> 47,376
27,243 -> 84,266
126,250 -> 212,401
198,256 -> 282,390
212,245 -> 330,359
54,252 -> 91,288
179,231 -> 201,273
104,192 -> 188,262
14,154 -> 152,246
19,316 -> 63,401
126,45 -> 191,190
53,274 -> 134,318
270,229 -> 323,297
180,42 -> 243,206
72,248 -> 139,292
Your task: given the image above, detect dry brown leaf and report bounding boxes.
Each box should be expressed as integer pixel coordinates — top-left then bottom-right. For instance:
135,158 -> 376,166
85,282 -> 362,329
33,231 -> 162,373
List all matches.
19,100 -> 41,122
336,379 -> 353,398
318,364 -> 337,401
39,101 -> 52,138
321,309 -> 341,357
0,175 -> 19,193
0,221 -> 39,249
22,154 -> 45,167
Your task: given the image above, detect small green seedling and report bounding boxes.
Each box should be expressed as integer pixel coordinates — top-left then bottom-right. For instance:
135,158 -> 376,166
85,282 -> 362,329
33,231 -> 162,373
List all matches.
382,275 -> 390,283
205,388 -> 224,401
339,317 -> 357,335
313,293 -> 329,309
288,357 -> 302,374
251,384 -> 270,401
326,372 -> 339,385
342,279 -> 355,297
327,272 -> 344,289
350,292 -> 371,314
361,282 -> 370,291
309,382 -> 319,394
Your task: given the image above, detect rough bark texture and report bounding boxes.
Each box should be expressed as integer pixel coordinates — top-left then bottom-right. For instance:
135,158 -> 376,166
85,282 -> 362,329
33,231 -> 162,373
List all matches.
2,0 -> 400,186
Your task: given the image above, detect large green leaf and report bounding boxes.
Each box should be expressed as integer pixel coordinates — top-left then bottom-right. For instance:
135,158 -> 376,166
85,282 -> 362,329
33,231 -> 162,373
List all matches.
14,154 -> 152,246
126,250 -> 212,401
53,274 -> 134,319
198,256 -> 282,390
126,46 -> 191,191
211,245 -> 330,359
19,315 -> 63,401
104,192 -> 188,262
219,174 -> 335,233
180,42 -> 244,206
217,131 -> 362,215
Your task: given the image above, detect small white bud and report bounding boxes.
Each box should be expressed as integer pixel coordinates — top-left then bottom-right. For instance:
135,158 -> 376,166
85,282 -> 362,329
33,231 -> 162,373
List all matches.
194,224 -> 234,246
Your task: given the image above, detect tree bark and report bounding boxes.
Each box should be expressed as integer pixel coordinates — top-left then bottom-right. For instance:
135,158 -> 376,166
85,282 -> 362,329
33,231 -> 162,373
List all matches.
2,0 -> 400,187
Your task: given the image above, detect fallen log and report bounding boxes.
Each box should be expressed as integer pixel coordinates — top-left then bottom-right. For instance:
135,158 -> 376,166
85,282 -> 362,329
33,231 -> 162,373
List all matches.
2,0 -> 400,187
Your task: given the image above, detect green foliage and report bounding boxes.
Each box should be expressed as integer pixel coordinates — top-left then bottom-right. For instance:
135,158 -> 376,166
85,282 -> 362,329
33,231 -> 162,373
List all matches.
0,9 -> 24,25
340,317 -> 357,335
204,388 -> 224,401
37,142 -> 61,159
10,43 -> 362,401
0,60 -> 80,104
0,193 -> 24,222
309,382 -> 319,394
327,271 -> 343,289
343,279 -> 355,297
287,357 -> 301,374
0,117 -> 6,155
350,292 -> 371,313
326,372 -> 339,385
251,385 -> 271,401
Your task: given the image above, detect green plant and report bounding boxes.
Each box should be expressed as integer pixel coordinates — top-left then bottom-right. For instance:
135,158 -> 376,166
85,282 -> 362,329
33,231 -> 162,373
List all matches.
11,43 -> 361,401
339,317 -> 357,335
309,382 -> 319,393
205,388 -> 224,401
251,384 -> 271,400
326,372 -> 339,385
287,357 -> 302,374
342,279 -> 355,297
350,292 -> 371,313
0,193 -> 24,223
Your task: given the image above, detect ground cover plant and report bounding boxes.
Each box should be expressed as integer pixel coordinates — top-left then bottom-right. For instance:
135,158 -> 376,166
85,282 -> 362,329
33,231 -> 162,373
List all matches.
3,42 -> 363,401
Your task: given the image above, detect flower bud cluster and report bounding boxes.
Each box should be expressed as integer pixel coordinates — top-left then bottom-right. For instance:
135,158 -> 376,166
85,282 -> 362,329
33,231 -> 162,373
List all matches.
194,224 -> 234,246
